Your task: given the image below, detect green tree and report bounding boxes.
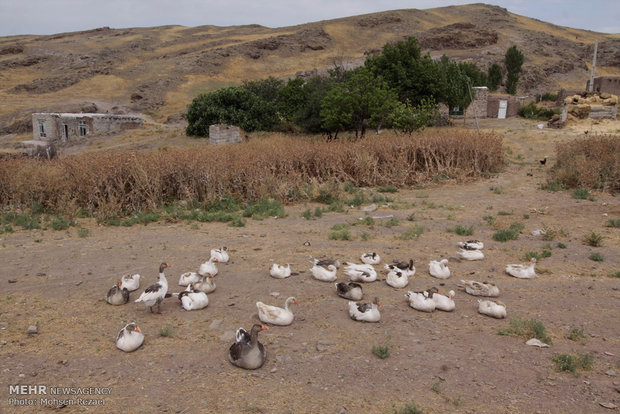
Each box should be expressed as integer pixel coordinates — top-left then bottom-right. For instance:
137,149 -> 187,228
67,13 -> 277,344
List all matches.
186,86 -> 279,137
242,76 -> 283,104
392,98 -> 438,135
364,36 -> 445,105
487,62 -> 503,92
458,62 -> 487,87
320,66 -> 398,139
505,46 -> 524,95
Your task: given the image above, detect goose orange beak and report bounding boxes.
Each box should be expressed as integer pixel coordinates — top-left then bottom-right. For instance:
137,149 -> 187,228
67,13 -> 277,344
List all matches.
135,327 -> 141,333
295,300 -> 300,305
261,325 -> 269,330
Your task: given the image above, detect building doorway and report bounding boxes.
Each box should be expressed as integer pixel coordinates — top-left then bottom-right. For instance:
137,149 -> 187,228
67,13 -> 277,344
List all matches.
498,100 -> 507,119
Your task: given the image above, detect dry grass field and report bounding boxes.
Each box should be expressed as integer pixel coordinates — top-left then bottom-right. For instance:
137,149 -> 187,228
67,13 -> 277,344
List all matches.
0,118 -> 618,413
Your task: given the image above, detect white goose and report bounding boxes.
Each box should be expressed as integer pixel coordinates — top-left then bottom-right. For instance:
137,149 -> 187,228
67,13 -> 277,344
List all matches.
386,270 -> 409,288
178,288 -> 209,311
384,259 -> 416,277
360,252 -> 381,265
429,259 -> 450,279
116,323 -> 144,352
458,249 -> 485,261
432,290 -> 456,312
478,300 -> 507,319
457,240 -> 484,250
405,291 -> 436,313
348,297 -> 381,322
269,263 -> 291,279
256,296 -> 299,326
134,263 -> 171,314
505,258 -> 536,279
335,282 -> 363,301
120,274 -> 140,291
193,274 -> 216,293
460,280 -> 500,297
198,257 -> 219,277
343,262 -> 377,282
178,271 -> 201,286
210,247 -> 229,263
310,264 -> 338,282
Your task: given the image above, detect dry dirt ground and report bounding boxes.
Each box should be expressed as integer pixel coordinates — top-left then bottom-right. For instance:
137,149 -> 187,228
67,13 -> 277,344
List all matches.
0,118 -> 619,414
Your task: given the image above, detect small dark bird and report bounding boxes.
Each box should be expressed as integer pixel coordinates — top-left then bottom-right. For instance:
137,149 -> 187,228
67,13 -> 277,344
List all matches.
539,157 -> 547,165
584,130 -> 589,135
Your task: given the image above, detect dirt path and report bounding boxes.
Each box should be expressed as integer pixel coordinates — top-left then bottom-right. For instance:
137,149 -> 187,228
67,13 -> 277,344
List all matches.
1,119 -> 619,413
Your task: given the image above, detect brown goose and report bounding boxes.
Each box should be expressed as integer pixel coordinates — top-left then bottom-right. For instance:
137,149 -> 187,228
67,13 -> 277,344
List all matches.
228,324 -> 268,370
106,281 -> 129,305
335,282 -> 363,301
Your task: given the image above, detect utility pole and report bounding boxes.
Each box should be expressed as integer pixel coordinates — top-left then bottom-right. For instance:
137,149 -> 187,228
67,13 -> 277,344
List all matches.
588,40 -> 598,92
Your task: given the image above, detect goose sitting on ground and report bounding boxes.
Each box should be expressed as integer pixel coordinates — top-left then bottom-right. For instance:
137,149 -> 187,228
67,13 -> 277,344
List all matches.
210,247 -> 229,263
348,297 -> 381,322
478,300 -> 507,319
432,290 -> 456,312
311,257 -> 340,269
457,240 -> 484,250
269,263 -> 291,279
178,287 -> 209,310
505,258 -> 537,279
460,280 -> 500,297
310,264 -> 338,282
116,323 -> 144,352
386,270 -> 409,289
405,290 -> 436,313
134,263 -> 171,314
198,257 -> 219,277
106,282 -> 129,305
429,259 -> 451,279
361,252 -> 381,265
335,282 -> 363,301
120,274 -> 140,292
228,324 -> 268,370
178,271 -> 201,286
256,297 -> 299,326
192,273 -> 216,293
343,262 -> 377,283
458,249 -> 485,261
385,259 -> 415,277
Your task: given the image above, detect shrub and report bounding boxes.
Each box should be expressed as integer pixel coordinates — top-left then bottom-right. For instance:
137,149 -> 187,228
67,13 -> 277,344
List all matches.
392,402 -> 424,414
228,215 -> 246,227
50,215 -> 72,231
556,242 -> 567,249
377,185 -> 398,193
383,218 -> 401,227
568,328 -> 585,342
329,229 -> 351,241
584,231 -> 603,247
498,318 -> 551,344
605,218 -> 620,228
301,209 -> 312,220
519,103 -> 556,120
159,325 -> 174,337
313,207 -> 323,218
242,198 -> 286,220
77,227 -> 90,238
493,229 -> 519,242
572,188 -> 590,200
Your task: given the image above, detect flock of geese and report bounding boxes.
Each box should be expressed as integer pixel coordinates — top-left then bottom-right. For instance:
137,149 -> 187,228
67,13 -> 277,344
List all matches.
106,242 -> 539,369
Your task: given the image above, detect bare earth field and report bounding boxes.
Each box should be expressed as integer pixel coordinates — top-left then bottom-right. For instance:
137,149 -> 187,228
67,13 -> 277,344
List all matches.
0,118 -> 619,414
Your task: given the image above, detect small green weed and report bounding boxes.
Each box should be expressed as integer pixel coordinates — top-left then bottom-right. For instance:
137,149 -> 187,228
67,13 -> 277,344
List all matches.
497,211 -> 513,216
398,225 -> 424,240
498,318 -> 551,344
490,186 -> 503,194
329,229 -> 352,241
360,231 -> 372,241
228,215 -> 246,227
568,327 -> 585,342
383,217 -> 401,227
572,188 -> 590,200
605,218 -> 620,228
552,353 -> 593,374
377,185 -> 398,193
77,227 -> 90,238
589,252 -> 604,262
556,242 -> 567,249
302,209 -> 312,220
540,181 -> 564,192
391,401 -> 424,414
371,344 -> 390,359
159,326 -> 174,337
447,225 -> 474,236
331,223 -> 350,231
243,198 -> 286,220
314,207 -> 323,218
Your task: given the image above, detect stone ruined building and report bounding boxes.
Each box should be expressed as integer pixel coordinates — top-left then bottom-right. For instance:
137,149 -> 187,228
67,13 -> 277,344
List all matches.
31,113 -> 143,142
586,76 -> 620,96
209,124 -> 245,145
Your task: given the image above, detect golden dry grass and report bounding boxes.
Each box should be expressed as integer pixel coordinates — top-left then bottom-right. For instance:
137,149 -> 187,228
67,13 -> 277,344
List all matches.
0,130 -> 503,217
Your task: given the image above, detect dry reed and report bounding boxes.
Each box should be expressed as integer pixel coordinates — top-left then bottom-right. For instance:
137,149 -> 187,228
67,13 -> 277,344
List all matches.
0,130 -> 503,218
551,135 -> 619,192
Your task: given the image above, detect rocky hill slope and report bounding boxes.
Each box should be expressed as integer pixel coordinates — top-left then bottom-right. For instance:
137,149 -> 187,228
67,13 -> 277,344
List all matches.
1,3 -> 618,133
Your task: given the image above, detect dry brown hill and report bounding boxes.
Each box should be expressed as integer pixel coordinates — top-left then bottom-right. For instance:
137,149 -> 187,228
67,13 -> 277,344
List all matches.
1,3 -> 618,134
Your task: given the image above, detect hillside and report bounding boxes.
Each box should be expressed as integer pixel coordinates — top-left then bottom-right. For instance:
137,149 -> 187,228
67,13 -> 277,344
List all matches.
0,3 -> 619,136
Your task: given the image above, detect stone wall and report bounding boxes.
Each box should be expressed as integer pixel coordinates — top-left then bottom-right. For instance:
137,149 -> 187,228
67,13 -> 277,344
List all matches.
487,94 -> 524,118
464,86 -> 488,119
209,124 -> 243,145
587,77 -> 620,96
32,113 -> 143,141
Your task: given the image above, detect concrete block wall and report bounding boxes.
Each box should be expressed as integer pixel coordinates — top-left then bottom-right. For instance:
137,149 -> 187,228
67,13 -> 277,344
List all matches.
209,124 -> 243,145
